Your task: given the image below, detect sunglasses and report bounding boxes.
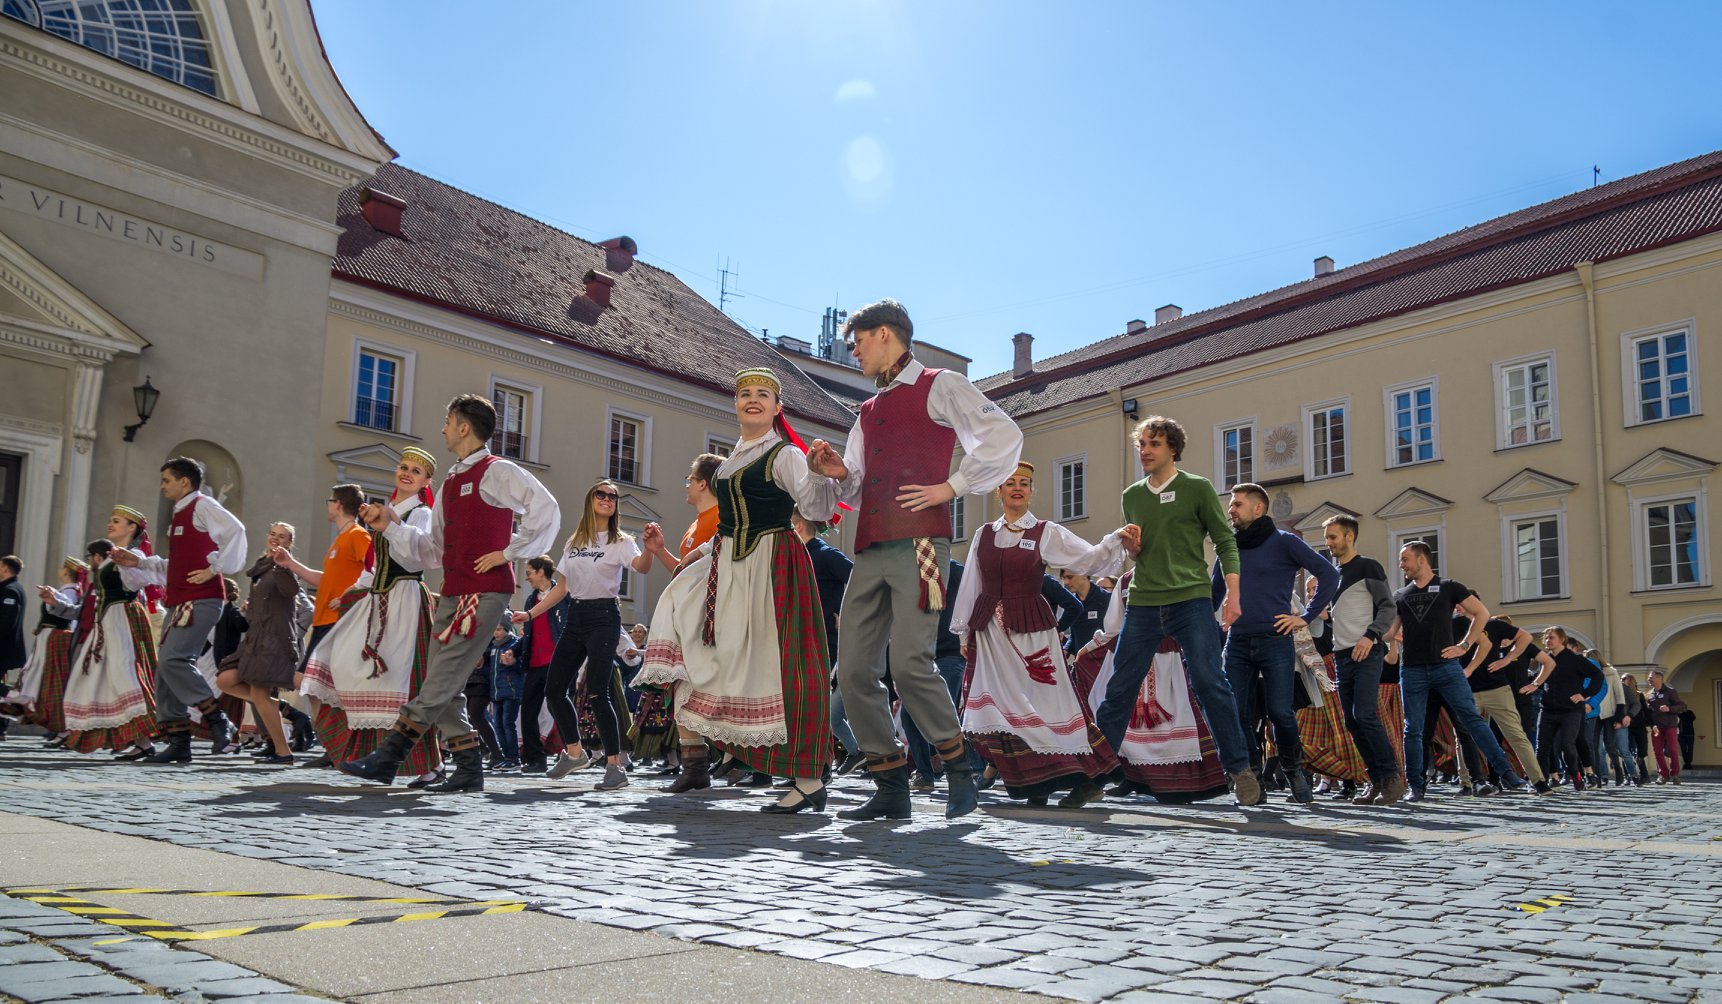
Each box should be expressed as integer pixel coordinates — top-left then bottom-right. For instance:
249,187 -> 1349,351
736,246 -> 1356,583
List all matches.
593,491 -> 619,502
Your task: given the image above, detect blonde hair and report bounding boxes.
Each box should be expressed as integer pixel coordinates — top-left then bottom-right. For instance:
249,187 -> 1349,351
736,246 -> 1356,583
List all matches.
565,480 -> 632,551
270,521 -> 297,545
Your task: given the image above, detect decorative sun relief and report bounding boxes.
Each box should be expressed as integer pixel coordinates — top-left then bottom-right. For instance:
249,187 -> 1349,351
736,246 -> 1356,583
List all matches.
1263,424 -> 1298,468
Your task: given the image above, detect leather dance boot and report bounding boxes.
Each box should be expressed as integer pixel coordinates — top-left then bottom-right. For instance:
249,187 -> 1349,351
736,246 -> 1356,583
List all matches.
838,752 -> 913,820
426,734 -> 485,793
195,698 -> 235,756
339,716 -> 421,785
934,735 -> 980,819
139,724 -> 193,764
667,744 -> 711,793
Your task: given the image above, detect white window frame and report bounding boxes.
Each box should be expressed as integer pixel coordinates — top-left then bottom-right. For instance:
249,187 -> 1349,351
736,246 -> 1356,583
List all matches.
1055,454 -> 1088,522
617,567 -> 634,601
488,375 -> 542,464
704,435 -> 735,458
1493,351 -> 1560,450
1383,377 -> 1441,469
1389,524 -> 1446,582
1621,320 -> 1701,428
1213,418 -> 1256,488
350,338 -> 415,436
951,494 -> 968,542
1631,490 -> 1710,592
605,407 -> 653,487
1501,507 -> 1568,602
1302,397 -> 1351,481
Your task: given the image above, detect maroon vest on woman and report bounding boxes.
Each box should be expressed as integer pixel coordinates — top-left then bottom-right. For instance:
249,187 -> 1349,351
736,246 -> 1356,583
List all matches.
854,368 -> 958,552
165,495 -> 227,608
439,455 -> 518,597
967,521 -> 1057,634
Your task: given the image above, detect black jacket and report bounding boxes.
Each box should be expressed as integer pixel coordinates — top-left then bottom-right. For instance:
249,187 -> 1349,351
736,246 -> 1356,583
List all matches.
0,578 -> 26,672
804,536 -> 853,652
1544,649 -> 1603,710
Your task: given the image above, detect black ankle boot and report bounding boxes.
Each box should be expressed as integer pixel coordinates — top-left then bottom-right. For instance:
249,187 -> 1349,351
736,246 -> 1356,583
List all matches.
935,737 -> 980,819
203,709 -> 235,756
838,760 -> 913,820
140,730 -> 192,764
340,722 -> 418,785
426,743 -> 484,793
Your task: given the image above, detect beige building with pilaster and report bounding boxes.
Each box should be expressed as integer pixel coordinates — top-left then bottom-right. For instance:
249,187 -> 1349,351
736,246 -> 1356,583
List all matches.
980,152 -> 1722,766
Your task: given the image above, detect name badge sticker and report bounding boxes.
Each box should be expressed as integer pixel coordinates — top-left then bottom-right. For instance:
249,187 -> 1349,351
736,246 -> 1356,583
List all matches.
1018,540 -> 1036,550
460,482 -> 475,497
1159,491 -> 1176,504
172,525 -> 184,536
1087,610 -> 1099,620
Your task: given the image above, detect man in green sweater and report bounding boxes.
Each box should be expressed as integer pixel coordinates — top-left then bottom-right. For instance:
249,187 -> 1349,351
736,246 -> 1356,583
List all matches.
1094,415 -> 1262,806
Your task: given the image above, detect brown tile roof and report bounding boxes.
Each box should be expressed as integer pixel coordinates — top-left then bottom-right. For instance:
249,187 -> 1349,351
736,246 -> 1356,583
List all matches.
331,164 -> 853,431
979,148 -> 1722,417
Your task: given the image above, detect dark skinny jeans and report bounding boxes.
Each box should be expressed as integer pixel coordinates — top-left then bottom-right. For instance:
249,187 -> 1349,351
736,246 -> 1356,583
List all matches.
546,599 -> 623,759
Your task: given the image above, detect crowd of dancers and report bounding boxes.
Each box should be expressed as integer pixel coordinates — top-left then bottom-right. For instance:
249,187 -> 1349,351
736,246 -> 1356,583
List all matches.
0,299 -> 1698,816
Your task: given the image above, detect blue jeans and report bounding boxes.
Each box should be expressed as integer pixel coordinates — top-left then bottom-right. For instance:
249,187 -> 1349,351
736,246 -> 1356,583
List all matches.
904,655 -> 982,776
1335,647 -> 1400,784
1587,716 -> 1608,778
1607,722 -> 1634,781
493,698 -> 521,761
830,680 -> 859,755
1224,631 -> 1301,770
1099,599 -> 1250,775
1401,659 -> 1515,783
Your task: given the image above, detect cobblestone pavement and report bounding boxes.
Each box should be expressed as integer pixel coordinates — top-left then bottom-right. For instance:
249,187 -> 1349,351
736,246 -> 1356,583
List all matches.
0,891 -> 337,1004
2,744 -> 1718,1003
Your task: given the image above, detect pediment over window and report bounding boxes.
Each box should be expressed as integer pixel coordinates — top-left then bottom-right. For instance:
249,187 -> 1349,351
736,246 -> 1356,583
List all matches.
617,494 -> 662,524
1483,468 -> 1578,504
1293,500 -> 1359,536
1611,448 -> 1718,488
327,443 -> 405,482
0,231 -> 146,352
1374,487 -> 1453,520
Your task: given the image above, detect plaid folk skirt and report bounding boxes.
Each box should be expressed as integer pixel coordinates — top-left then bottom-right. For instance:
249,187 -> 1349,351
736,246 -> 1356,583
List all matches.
65,603 -> 158,753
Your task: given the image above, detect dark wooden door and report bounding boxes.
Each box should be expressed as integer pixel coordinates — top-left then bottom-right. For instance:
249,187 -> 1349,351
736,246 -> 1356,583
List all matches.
0,452 -> 19,556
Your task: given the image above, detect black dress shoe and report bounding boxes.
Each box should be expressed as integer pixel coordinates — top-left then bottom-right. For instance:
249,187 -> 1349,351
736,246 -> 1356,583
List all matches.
258,753 -> 295,765
761,784 -> 827,814
406,768 -> 447,790
304,753 -> 334,769
736,771 -> 773,788
114,744 -> 153,761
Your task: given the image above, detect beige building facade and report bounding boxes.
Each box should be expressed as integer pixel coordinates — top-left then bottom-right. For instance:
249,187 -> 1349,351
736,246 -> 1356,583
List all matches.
0,0 -> 391,581
982,154 -> 1722,766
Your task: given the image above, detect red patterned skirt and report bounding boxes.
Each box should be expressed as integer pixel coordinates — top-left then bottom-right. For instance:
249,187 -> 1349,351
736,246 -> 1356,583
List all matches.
21,628 -> 76,732
65,604 -> 159,754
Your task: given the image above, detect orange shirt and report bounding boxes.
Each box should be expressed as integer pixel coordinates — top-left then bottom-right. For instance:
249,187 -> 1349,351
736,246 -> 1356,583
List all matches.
312,522 -> 372,626
681,506 -> 719,557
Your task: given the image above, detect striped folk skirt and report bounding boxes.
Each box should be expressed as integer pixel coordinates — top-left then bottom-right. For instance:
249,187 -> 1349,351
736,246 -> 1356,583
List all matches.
638,531 -> 831,778
11,628 -> 76,731
309,586 -> 440,774
63,603 -> 158,753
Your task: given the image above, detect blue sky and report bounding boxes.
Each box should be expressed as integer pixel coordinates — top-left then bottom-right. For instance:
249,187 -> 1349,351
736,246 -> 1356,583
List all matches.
314,2 -> 1722,378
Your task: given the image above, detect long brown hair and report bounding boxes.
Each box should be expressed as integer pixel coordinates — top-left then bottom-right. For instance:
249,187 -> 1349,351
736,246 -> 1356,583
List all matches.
565,480 -> 631,550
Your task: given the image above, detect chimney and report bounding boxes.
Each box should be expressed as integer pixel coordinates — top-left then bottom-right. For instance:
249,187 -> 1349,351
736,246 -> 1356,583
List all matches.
1154,304 -> 1182,325
1012,332 -> 1034,379
600,236 -> 638,272
1314,255 -> 1335,277
359,187 -> 406,237
1126,318 -> 1148,334
582,268 -> 617,309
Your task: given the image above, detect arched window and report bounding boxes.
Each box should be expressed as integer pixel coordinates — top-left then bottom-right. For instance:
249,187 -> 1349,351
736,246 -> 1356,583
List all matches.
3,0 -> 218,97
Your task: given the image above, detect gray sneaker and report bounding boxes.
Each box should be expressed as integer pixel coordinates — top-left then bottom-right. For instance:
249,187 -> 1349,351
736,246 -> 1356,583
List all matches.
595,764 -> 630,791
547,751 -> 590,779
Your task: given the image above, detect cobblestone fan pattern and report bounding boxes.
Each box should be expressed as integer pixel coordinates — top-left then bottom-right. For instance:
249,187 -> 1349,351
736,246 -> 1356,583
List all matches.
0,890 -> 338,1004
3,747 -> 1718,1003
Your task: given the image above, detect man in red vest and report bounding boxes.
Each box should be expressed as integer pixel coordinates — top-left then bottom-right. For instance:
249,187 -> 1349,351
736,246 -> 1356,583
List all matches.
111,457 -> 246,763
806,299 -> 1024,820
342,394 -> 559,793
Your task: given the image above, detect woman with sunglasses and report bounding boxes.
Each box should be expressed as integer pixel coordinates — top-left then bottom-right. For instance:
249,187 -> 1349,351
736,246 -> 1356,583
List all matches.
635,368 -> 839,813
515,481 -> 656,791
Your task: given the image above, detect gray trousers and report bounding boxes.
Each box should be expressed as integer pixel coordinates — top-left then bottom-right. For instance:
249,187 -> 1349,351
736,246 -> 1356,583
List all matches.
837,538 -> 961,755
155,598 -> 221,724
398,592 -> 504,739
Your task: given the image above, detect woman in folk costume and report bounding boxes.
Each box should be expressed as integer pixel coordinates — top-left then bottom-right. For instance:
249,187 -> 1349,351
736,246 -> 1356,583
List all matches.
634,367 -> 840,812
300,448 -> 443,782
1070,569 -> 1231,803
4,556 -> 87,741
63,507 -> 161,757
213,522 -> 305,763
952,462 -> 1131,808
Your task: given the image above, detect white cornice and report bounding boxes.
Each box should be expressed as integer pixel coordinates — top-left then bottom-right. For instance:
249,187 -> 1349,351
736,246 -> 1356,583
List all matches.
250,0 -> 395,164
330,283 -> 852,441
1484,468 -> 1579,504
0,25 -> 382,186
198,0 -> 260,114
1374,487 -> 1454,520
1611,448 -> 1718,488
0,230 -> 146,351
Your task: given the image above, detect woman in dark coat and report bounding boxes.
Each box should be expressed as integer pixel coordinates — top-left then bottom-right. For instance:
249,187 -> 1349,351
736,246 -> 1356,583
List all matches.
216,522 -> 305,764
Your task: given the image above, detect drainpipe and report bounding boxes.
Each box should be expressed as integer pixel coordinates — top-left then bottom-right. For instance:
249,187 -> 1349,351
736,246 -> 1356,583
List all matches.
1575,261 -> 1611,657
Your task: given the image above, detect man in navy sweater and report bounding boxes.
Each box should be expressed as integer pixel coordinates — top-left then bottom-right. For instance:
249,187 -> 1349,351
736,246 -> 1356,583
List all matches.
1212,484 -> 1339,804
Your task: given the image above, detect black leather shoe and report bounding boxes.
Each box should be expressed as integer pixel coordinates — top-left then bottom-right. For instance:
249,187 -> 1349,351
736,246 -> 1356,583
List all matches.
140,732 -> 192,764
425,746 -> 484,793
340,727 -> 415,785
761,784 -> 827,814
736,771 -> 773,788
258,753 -> 295,766
406,768 -> 447,790
944,767 -> 980,819
304,752 -> 334,769
205,712 -> 236,756
838,765 -> 912,820
114,744 -> 153,761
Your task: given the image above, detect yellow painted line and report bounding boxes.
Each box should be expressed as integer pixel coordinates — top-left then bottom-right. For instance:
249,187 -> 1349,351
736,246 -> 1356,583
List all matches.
1514,893 -> 1575,914
297,918 -> 360,931
393,911 -> 450,923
